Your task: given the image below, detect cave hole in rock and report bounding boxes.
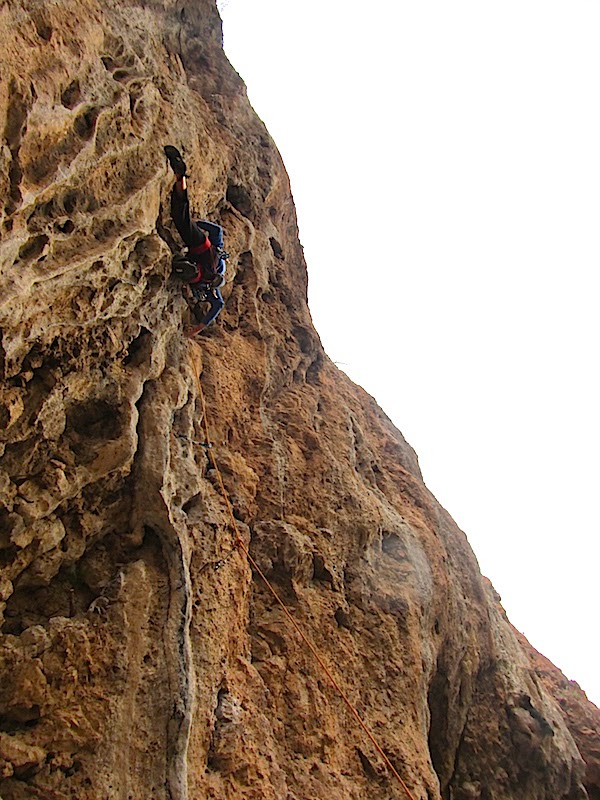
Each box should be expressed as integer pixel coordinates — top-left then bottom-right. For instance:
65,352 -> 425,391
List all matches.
427,665 -> 452,796
306,352 -> 323,385
123,326 -> 152,367
292,326 -> 314,356
0,706 -> 42,735
73,106 -> 100,140
116,68 -> 134,83
62,191 -> 78,215
334,608 -> 351,629
269,237 -> 284,260
0,542 -> 18,572
61,79 -> 81,109
5,82 -> 28,149
33,14 -> 53,41
147,273 -> 163,290
356,748 -> 379,780
182,494 -> 202,516
28,198 -> 54,226
66,398 -> 123,441
226,183 -> 253,218
18,234 -> 49,262
63,759 -> 83,778
1,566 -> 91,636
312,554 -> 334,586
132,233 -> 162,265
233,251 -> 253,285
54,218 -> 75,234
91,217 -> 115,242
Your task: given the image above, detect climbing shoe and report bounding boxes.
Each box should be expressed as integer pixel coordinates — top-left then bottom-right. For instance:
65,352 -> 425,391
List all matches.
164,145 -> 187,177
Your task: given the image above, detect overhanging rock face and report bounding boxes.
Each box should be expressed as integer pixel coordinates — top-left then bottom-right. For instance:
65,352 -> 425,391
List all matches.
0,2 -> 598,798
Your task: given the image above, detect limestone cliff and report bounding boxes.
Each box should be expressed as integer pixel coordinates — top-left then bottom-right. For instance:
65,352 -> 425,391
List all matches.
0,1 -> 598,799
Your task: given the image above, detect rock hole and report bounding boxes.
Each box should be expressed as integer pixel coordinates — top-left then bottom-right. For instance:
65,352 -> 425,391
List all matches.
101,55 -> 115,71
61,79 -> 81,109
312,554 -> 334,586
4,83 -> 27,211
226,183 -> 253,218
63,760 -> 82,777
233,250 -> 253,285
91,217 -> 115,241
73,106 -> 99,140
4,83 -> 28,149
182,497 -> 197,515
116,68 -> 133,83
427,664 -> 452,794
54,219 -> 75,234
306,352 -> 323,385
334,608 -> 351,629
62,191 -> 78,215
292,326 -> 314,356
18,234 -> 49,262
268,205 -> 277,218
269,237 -> 284,260
66,399 -> 122,440
29,198 -> 55,224
34,17 -> 53,41
123,327 -> 152,367
356,748 -> 379,779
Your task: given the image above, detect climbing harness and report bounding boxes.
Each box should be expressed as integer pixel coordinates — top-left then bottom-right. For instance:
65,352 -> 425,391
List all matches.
187,343 -> 419,800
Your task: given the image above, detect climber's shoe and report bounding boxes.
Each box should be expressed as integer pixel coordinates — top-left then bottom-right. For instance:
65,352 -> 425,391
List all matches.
164,145 -> 187,177
185,322 -> 207,338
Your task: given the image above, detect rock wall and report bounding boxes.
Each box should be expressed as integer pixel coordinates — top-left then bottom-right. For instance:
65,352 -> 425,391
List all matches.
0,1 -> 598,799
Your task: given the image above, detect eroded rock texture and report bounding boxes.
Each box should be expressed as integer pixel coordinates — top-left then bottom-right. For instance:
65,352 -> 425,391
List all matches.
0,1 -> 598,798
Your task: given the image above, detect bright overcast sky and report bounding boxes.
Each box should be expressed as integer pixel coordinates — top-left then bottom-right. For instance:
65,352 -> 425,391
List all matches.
218,0 -> 600,707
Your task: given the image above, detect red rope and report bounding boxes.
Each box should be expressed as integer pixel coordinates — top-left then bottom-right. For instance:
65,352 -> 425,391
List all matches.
188,345 -> 418,800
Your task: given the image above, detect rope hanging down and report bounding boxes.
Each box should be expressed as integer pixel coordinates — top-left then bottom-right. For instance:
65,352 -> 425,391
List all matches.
188,344 -> 418,800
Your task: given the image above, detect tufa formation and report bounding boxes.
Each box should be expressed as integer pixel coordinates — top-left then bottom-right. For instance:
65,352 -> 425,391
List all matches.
0,1 -> 598,798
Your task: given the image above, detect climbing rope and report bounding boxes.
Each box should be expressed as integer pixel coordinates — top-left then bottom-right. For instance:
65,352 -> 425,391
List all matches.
187,343 -> 418,800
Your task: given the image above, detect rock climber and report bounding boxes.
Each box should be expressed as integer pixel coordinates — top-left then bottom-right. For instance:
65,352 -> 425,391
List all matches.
165,145 -> 226,336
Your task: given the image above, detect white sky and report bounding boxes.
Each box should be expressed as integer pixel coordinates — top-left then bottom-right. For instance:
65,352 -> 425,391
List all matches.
218,0 -> 600,707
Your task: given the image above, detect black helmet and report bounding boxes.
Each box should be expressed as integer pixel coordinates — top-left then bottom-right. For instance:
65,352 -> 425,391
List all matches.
171,254 -> 198,282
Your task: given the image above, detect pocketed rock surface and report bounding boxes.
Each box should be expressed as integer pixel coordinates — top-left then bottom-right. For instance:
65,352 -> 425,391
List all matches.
1,1 -> 598,799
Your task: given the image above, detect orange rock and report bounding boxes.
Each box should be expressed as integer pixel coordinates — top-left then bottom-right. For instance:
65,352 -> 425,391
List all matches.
0,1 -> 597,799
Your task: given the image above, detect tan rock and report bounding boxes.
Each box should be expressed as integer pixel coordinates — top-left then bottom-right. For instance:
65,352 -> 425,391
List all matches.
0,732 -> 46,777
0,0 -> 598,799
